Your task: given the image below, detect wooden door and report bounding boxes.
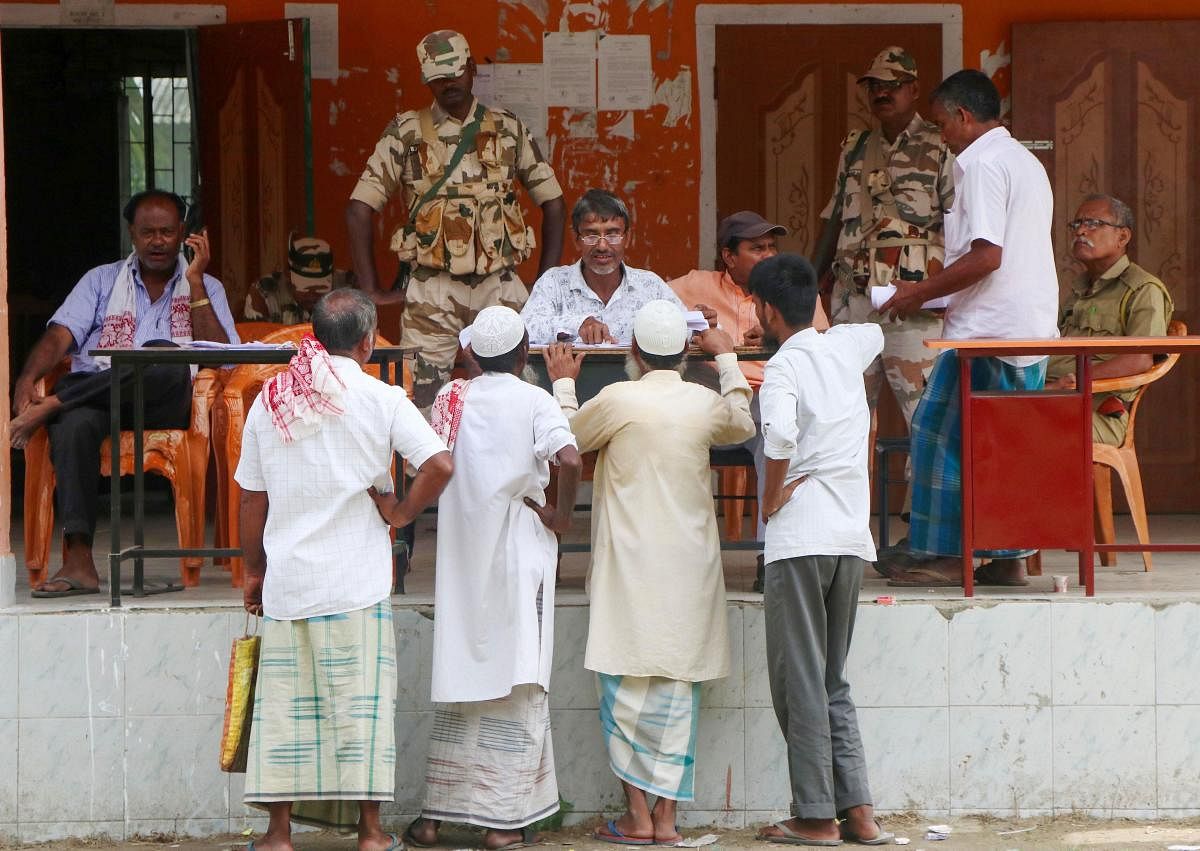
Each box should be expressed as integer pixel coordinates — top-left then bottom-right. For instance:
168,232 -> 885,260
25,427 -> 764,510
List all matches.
196,19 -> 312,318
1013,21 -> 1200,512
715,25 -> 942,513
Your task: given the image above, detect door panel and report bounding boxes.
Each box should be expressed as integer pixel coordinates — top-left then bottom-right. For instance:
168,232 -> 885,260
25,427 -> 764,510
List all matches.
1013,21 -> 1199,512
197,19 -> 311,317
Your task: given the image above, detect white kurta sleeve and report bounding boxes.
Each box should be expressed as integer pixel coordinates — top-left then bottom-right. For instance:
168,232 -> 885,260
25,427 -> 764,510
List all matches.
387,386 -> 448,469
759,359 -> 800,461
532,389 -> 577,462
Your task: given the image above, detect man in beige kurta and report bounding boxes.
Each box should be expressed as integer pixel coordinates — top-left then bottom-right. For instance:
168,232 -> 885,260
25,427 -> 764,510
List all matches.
545,300 -> 754,845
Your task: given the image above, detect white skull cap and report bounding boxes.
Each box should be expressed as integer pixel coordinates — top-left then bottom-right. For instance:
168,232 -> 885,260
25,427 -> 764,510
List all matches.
633,300 -> 689,356
466,306 -> 526,357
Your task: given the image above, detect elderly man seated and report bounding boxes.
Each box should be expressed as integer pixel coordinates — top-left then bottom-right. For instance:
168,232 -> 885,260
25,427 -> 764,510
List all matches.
521,189 -> 687,345
1045,193 -> 1174,445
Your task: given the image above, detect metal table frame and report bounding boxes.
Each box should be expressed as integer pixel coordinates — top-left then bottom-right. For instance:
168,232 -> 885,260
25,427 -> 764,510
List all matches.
925,336 -> 1200,597
90,346 -> 415,607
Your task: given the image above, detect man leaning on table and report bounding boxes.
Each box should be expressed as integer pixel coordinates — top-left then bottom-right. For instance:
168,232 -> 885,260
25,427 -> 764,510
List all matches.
8,189 -> 238,598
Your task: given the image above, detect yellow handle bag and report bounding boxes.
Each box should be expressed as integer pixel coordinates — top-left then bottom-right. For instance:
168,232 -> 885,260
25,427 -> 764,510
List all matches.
219,614 -> 261,773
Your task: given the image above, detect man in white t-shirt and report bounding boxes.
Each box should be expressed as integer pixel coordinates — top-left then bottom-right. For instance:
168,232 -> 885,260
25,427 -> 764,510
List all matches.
750,253 -> 892,847
236,289 -> 452,849
879,69 -> 1059,587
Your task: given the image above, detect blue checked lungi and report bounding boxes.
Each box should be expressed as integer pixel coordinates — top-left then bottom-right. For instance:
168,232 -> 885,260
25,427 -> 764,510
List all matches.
597,673 -> 700,801
244,600 -> 396,830
909,350 -> 1047,559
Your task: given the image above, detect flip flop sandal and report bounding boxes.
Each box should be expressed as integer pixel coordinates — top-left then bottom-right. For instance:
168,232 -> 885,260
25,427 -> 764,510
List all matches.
755,821 -> 844,846
974,563 -> 1030,587
405,817 -> 437,848
839,819 -> 895,845
595,819 -> 655,846
384,835 -> 403,851
657,824 -> 684,846
886,567 -> 960,587
31,575 -> 100,598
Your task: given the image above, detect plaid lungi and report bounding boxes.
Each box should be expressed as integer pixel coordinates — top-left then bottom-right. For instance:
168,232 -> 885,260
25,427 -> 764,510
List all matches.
244,600 -> 396,830
422,683 -> 559,829
909,350 -> 1047,559
597,673 -> 700,801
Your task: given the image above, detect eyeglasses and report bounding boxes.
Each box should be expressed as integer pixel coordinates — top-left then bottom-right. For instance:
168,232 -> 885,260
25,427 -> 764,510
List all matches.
865,78 -> 912,93
577,232 -> 626,246
1067,218 -> 1124,232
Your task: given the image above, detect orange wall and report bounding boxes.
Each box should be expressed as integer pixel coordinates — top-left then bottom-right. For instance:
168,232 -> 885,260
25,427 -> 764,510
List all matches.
17,0 -> 1200,283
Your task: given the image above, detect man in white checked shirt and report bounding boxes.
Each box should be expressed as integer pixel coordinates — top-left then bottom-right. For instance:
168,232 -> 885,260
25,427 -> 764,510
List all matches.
236,288 -> 452,851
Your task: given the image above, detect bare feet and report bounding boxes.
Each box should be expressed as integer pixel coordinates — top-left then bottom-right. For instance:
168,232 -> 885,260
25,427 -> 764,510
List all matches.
406,817 -> 440,847
484,828 -> 532,850
756,817 -> 840,844
839,804 -> 886,842
597,811 -> 654,842
358,828 -> 400,851
34,535 -> 100,594
651,796 -> 682,844
8,394 -> 62,449
249,831 -> 293,851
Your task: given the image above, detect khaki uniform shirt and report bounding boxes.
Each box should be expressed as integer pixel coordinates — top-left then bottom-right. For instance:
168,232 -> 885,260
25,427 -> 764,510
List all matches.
1048,256 -> 1174,405
242,270 -> 353,325
822,113 -> 955,290
553,356 -> 755,682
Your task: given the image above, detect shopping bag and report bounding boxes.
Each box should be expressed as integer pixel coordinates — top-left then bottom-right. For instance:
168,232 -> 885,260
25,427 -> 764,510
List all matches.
219,615 -> 261,773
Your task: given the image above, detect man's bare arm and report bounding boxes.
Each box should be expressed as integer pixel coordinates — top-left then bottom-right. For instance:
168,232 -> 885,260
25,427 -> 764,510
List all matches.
346,199 -> 406,307
1048,353 -> 1155,389
13,324 -> 75,414
368,450 -> 454,527
183,230 -> 229,343
526,444 -> 582,533
239,489 -> 269,615
537,197 -> 567,276
760,457 -> 805,523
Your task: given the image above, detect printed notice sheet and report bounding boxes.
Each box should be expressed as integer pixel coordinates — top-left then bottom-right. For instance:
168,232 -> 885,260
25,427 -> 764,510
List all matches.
544,31 -> 597,109
496,63 -> 549,143
598,34 -> 652,110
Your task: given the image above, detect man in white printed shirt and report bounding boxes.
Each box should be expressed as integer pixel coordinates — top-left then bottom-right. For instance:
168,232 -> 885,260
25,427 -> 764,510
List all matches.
236,289 -> 452,851
521,189 -> 687,345
879,69 -> 1059,588
751,254 -> 892,847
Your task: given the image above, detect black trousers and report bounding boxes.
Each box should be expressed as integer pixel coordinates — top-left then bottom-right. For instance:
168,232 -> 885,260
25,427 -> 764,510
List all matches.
47,341 -> 191,539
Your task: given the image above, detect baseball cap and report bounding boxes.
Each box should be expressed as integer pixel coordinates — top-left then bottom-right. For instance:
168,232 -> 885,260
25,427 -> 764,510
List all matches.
287,234 -> 334,293
857,46 -> 919,84
418,30 -> 471,83
633,300 -> 689,357
717,211 -> 788,248
462,306 -> 526,358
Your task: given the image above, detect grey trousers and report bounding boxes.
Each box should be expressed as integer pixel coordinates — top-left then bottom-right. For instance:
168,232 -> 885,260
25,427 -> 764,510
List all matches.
764,554 -> 872,819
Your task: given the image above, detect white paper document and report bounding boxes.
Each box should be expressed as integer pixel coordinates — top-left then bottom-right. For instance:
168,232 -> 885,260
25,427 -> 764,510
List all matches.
285,3 -> 339,80
544,31 -> 597,109
186,340 -> 296,350
684,310 -> 710,332
471,63 -> 496,106
870,284 -> 950,312
598,34 -> 652,110
495,63 -> 548,143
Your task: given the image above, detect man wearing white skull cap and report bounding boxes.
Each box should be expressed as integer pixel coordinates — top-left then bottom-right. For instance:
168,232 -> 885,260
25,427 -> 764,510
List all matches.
544,301 -> 755,844
405,305 -> 582,850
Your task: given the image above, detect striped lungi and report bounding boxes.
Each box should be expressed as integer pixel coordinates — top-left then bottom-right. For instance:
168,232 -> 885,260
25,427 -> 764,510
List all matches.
909,350 -> 1047,559
597,673 -> 700,801
244,600 -> 396,830
422,683 -> 559,829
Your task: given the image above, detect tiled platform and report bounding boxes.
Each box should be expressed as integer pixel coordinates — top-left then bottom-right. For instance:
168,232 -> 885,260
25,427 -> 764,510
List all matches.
3,510 -> 1200,842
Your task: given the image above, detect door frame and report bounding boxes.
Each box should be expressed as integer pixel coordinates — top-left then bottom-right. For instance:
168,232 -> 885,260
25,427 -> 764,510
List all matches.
696,3 -> 964,269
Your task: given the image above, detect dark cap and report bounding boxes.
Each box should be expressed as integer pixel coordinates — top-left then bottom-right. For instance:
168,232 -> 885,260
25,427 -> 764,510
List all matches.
717,211 -> 788,248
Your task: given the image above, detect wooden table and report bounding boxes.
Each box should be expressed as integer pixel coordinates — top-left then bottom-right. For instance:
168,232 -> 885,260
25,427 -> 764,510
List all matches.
925,336 -> 1200,596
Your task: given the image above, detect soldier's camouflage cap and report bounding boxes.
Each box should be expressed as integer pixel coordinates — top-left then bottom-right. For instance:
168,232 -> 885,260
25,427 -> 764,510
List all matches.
857,46 -> 918,84
418,30 -> 471,83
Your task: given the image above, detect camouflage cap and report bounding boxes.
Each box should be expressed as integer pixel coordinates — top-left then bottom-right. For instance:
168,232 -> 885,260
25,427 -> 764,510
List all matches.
288,232 -> 334,293
857,46 -> 918,84
418,30 -> 471,83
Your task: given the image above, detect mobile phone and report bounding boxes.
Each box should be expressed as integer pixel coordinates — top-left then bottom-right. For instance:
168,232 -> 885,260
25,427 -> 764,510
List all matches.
182,202 -> 203,263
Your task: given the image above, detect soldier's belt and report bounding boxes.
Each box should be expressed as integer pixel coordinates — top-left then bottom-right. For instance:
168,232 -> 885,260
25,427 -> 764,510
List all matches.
410,263 -> 511,286
864,236 -> 934,249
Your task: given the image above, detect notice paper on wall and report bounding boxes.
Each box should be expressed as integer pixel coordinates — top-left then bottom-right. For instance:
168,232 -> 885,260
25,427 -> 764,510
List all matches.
544,30 -> 597,109
60,0 -> 114,25
472,64 -> 497,106
496,63 -> 549,144
598,34 -> 652,110
284,3 -> 339,79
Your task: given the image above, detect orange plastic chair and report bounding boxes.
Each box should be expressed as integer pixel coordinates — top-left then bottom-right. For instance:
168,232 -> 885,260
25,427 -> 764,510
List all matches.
1025,319 -> 1185,577
212,324 -> 407,584
22,361 -> 221,588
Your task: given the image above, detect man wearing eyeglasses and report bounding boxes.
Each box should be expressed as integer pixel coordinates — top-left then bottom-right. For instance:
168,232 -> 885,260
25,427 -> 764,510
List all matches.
814,46 -> 955,529
521,189 -> 685,346
1045,194 -> 1174,446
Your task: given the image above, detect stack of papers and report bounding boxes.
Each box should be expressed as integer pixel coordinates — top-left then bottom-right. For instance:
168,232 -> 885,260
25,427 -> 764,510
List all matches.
870,284 -> 950,311
187,340 -> 296,350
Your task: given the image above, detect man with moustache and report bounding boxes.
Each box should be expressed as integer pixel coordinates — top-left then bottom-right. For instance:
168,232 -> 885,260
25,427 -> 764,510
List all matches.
346,30 -> 566,409
1044,194 -> 1174,445
8,190 -> 238,597
521,189 -> 686,346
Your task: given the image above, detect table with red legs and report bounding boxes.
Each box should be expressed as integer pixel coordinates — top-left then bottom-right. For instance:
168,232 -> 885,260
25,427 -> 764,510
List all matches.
924,336 -> 1200,597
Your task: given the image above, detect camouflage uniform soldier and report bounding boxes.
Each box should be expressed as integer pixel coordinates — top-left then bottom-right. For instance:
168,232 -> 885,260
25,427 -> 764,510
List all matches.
243,234 -> 352,325
346,30 -> 566,408
816,46 -> 954,438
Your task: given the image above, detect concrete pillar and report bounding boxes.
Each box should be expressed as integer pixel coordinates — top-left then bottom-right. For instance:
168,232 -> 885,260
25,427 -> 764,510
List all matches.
0,33 -> 14,609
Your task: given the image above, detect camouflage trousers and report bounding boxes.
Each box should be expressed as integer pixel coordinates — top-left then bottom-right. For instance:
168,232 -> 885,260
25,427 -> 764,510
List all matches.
401,267 -> 528,410
831,283 -> 942,516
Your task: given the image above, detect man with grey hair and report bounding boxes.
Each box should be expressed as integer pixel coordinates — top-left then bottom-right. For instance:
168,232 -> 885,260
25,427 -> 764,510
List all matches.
237,288 -> 452,850
521,189 -> 687,345
1045,193 -> 1174,445
544,302 -> 754,844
